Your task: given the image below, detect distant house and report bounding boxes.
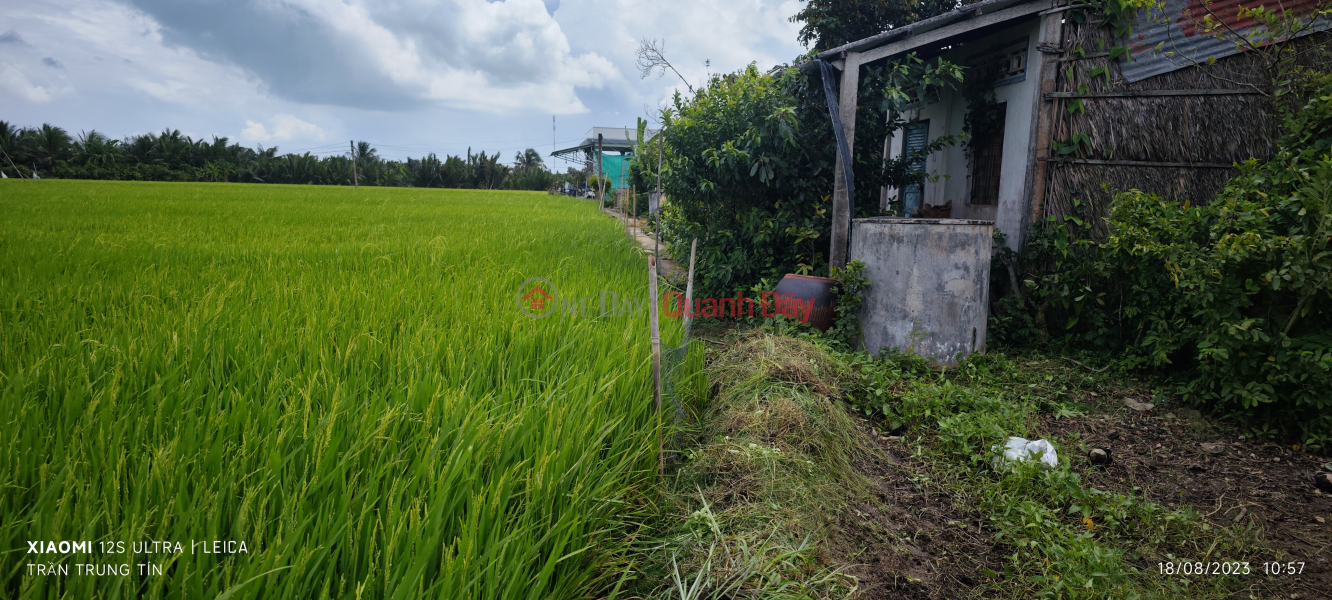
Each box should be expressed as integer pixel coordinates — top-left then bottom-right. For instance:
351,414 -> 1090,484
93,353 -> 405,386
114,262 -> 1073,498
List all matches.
551,127 -> 660,191
813,0 -> 1327,251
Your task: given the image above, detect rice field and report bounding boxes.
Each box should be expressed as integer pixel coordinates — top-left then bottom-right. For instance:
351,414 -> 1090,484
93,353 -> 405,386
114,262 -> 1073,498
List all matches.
0,180 -> 675,599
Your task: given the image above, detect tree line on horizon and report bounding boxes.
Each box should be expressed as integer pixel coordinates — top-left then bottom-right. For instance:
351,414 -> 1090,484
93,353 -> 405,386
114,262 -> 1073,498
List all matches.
0,121 -> 571,190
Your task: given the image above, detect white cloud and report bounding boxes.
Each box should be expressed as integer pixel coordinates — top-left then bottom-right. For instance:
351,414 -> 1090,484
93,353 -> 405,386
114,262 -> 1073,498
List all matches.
555,0 -> 806,105
239,115 -> 329,144
0,0 -> 814,161
0,66 -> 57,103
2,0 -> 263,112
113,0 -> 622,114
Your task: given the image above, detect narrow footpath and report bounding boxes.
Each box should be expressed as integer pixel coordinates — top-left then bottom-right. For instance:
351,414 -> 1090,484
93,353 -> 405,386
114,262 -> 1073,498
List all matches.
600,203 -> 684,282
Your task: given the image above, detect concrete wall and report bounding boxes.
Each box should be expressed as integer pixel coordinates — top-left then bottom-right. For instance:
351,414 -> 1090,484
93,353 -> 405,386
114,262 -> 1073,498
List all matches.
886,16 -> 1049,250
850,217 -> 994,365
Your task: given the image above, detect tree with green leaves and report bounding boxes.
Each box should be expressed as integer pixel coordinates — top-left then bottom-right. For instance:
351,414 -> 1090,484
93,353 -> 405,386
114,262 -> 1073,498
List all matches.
790,0 -> 963,51
22,124 -> 72,171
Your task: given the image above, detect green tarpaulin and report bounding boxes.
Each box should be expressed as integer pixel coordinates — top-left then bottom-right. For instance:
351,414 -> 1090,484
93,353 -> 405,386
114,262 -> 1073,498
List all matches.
600,154 -> 631,190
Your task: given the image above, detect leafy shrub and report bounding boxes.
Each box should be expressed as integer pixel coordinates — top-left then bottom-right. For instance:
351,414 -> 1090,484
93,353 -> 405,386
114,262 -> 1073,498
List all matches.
658,56 -> 963,300
992,74 -> 1332,447
826,259 -> 870,348
657,65 -> 829,298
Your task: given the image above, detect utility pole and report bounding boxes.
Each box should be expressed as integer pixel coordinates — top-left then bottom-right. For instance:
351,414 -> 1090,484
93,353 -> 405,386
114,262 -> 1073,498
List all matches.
597,133 -> 604,203
350,140 -> 359,189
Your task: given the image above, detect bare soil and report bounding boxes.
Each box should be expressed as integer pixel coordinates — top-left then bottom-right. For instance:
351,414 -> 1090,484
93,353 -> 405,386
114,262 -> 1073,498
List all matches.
1043,393 -> 1332,599
829,426 -> 1004,599
838,390 -> 1332,600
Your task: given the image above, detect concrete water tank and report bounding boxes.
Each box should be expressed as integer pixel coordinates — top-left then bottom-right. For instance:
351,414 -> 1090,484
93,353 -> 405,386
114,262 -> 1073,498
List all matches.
849,217 -> 994,365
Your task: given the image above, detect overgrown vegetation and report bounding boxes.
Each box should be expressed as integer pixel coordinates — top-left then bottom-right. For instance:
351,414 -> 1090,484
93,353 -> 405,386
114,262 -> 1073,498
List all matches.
637,331 -> 1261,598
655,53 -> 964,299
842,350 -> 1260,598
990,14 -> 1332,449
640,0 -> 970,300
0,123 -> 562,190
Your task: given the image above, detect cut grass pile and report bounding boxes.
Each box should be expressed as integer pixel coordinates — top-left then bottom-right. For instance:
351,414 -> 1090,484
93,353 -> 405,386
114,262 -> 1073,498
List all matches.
0,180 -> 679,599
634,334 -> 872,599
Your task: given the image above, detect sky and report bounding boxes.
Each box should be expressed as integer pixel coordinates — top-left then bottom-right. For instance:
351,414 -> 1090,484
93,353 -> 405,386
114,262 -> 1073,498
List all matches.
0,0 -> 808,168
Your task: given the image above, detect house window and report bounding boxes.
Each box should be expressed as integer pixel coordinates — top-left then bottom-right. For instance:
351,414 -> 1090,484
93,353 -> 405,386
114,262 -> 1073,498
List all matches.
969,104 -> 1006,206
900,120 -> 929,216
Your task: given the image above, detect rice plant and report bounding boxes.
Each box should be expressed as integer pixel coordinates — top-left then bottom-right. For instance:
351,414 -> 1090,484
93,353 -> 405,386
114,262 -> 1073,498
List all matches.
0,180 -> 674,599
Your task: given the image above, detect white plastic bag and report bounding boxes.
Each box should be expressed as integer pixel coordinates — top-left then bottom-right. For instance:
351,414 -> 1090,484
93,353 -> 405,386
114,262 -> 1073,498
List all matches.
992,437 -> 1059,469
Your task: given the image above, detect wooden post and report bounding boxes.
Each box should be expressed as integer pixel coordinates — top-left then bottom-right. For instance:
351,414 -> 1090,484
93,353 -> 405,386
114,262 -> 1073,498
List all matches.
1027,13 -> 1065,237
648,256 -> 663,477
654,130 -> 664,278
830,53 -> 860,270
597,134 -> 604,203
683,238 -> 698,334
621,159 -> 628,237
350,140 -> 359,189
632,185 -> 637,238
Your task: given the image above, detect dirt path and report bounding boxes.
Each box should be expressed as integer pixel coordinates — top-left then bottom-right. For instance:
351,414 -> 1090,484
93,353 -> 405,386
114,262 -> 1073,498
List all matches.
848,387 -> 1332,599
600,204 -> 685,283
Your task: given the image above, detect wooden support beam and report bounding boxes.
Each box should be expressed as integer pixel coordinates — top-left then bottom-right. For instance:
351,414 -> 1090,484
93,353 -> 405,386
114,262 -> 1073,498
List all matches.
857,0 -> 1051,64
1026,12 -> 1062,231
1054,52 -> 1110,61
830,51 -> 861,269
1045,88 -> 1264,98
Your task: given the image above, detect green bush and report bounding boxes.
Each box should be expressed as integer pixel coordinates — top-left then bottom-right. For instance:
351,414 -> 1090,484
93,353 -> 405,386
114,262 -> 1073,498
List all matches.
992,74 -> 1332,447
657,65 -> 829,297
658,58 -> 962,299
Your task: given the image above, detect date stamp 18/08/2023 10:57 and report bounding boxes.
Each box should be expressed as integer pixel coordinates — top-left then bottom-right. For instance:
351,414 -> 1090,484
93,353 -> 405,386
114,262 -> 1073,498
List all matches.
1157,561 -> 1306,577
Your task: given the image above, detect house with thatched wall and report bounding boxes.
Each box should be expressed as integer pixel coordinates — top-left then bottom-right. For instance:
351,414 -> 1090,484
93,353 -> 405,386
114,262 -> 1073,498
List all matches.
813,0 -> 1329,252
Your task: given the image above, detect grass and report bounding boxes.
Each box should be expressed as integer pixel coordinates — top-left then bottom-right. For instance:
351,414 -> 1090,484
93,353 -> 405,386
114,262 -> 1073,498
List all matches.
636,334 -> 865,600
637,325 -> 1266,599
0,180 -> 681,599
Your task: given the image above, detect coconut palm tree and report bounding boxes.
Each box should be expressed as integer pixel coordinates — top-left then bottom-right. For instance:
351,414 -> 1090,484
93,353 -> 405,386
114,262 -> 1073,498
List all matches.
0,121 -> 24,174
152,129 -> 192,168
513,148 -> 545,170
74,130 -> 122,169
354,141 -> 378,165
22,124 -> 72,171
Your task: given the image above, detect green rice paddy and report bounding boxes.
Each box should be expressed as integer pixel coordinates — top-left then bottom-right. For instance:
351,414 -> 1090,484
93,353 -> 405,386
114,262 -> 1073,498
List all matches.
0,180 -> 671,599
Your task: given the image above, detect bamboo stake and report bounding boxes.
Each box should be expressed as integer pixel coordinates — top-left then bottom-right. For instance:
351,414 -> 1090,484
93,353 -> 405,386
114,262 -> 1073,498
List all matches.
648,256 -> 663,477
632,185 -> 637,238
621,159 -> 629,238
654,129 -> 664,278
683,238 -> 698,336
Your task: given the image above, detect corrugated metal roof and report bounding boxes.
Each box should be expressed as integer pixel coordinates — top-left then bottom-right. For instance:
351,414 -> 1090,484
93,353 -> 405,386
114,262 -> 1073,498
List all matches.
813,0 -> 1042,60
550,127 -> 660,158
1121,0 -> 1328,82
